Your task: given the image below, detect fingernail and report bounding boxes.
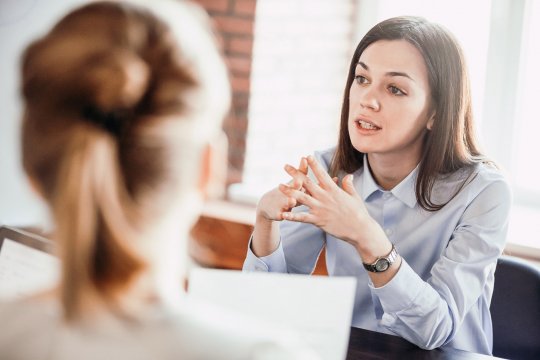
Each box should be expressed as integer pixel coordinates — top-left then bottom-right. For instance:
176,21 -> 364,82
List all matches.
307,155 -> 314,162
349,174 -> 354,181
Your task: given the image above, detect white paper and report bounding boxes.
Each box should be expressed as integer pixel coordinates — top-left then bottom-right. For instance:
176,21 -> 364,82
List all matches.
188,269 -> 356,360
0,238 -> 59,299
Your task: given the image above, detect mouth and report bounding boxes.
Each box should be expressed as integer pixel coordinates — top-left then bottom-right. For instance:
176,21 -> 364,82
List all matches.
355,119 -> 382,131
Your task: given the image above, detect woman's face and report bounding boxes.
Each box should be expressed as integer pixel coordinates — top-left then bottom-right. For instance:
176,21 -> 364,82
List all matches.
348,40 -> 433,162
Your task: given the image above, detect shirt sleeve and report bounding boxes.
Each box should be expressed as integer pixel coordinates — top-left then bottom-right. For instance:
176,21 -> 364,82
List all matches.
370,177 -> 512,350
242,236 -> 288,272
242,150 -> 332,274
242,215 -> 326,274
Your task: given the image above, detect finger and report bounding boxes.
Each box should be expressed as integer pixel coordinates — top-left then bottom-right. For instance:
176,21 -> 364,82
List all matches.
341,174 -> 359,197
306,155 -> 336,189
284,164 -> 308,182
298,157 -> 308,175
279,183 -> 319,208
285,196 -> 297,209
290,177 -> 303,191
301,174 -> 325,198
333,177 -> 339,184
281,210 -> 317,224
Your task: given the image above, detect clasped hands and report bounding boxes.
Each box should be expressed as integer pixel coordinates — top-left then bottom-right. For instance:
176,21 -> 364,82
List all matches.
257,155 -> 386,253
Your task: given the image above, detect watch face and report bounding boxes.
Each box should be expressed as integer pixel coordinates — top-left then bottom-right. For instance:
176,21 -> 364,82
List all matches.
375,259 -> 390,272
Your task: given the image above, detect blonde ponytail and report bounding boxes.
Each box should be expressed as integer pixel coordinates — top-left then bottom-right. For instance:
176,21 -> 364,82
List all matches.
53,125 -> 144,320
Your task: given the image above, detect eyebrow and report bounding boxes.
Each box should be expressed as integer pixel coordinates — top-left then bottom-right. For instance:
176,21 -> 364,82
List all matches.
357,61 -> 415,82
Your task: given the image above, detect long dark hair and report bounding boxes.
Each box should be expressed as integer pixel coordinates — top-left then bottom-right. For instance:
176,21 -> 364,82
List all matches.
330,16 -> 487,211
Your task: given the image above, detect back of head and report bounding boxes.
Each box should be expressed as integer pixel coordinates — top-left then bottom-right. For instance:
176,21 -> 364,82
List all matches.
20,0 -> 230,320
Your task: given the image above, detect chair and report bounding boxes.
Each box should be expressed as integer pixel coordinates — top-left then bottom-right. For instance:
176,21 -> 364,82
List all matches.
491,255 -> 540,360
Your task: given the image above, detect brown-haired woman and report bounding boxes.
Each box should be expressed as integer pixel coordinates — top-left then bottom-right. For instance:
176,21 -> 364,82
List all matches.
0,1 -> 316,359
244,16 -> 511,355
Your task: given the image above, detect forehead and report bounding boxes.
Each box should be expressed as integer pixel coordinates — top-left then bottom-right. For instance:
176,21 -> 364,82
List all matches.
358,40 -> 429,84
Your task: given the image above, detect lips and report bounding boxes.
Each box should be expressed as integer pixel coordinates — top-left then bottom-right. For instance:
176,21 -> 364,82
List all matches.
355,118 -> 381,131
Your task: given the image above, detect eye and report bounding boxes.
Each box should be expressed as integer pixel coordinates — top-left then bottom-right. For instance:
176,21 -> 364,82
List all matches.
388,85 -> 406,96
354,75 -> 369,85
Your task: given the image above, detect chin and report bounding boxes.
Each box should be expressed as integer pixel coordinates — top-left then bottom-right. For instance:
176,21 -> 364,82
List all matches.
350,139 -> 371,154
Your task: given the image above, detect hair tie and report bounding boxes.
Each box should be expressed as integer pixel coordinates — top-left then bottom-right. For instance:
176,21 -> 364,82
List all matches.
82,106 -> 129,138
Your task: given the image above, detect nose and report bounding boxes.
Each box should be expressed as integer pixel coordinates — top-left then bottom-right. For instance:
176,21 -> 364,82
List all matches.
359,88 -> 380,111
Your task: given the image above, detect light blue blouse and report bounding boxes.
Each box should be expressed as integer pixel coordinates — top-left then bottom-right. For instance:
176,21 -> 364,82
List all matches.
243,148 -> 512,355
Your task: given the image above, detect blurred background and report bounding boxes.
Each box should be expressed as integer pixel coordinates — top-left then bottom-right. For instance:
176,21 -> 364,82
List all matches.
1,0 -> 539,264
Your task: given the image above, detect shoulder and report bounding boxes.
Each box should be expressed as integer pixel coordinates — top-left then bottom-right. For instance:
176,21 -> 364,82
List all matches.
0,297 -> 60,358
433,162 -> 511,206
433,163 -> 511,197
466,162 -> 511,203
161,300 -> 318,360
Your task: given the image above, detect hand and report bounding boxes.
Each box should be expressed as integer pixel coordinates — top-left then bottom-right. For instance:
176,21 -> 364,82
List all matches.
256,157 -> 308,221
279,155 -> 385,251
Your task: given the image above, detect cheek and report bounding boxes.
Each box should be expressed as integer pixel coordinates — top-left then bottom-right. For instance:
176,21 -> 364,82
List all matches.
348,84 -> 360,103
396,98 -> 431,129
348,87 -> 360,118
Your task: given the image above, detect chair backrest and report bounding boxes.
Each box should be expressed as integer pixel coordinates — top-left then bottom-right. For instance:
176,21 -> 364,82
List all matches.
491,255 -> 540,360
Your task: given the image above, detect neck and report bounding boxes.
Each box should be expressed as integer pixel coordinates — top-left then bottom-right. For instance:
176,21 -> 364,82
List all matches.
367,152 -> 421,190
126,195 -> 202,310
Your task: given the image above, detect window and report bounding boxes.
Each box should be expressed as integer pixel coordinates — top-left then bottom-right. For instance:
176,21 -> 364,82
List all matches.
502,0 -> 540,256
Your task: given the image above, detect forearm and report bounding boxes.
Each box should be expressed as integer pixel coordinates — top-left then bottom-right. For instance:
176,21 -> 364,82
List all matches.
251,215 -> 281,257
372,260 -> 455,349
351,218 -> 399,288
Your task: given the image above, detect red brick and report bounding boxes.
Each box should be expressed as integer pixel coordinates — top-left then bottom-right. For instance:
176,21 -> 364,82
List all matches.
232,93 -> 249,108
231,107 -> 248,120
227,115 -> 248,130
233,0 -> 256,16
213,15 -> 254,35
227,37 -> 253,55
227,134 -> 247,149
227,55 -> 251,75
193,0 -> 229,13
231,76 -> 251,93
225,166 -> 243,185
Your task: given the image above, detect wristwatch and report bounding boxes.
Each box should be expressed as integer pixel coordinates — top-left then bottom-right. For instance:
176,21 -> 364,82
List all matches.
362,244 -> 398,273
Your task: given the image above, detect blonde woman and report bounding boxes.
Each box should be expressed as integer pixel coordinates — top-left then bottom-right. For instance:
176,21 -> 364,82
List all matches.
0,1 -> 315,359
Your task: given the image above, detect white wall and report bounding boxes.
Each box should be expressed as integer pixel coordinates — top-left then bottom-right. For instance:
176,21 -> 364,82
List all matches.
0,0 -> 87,228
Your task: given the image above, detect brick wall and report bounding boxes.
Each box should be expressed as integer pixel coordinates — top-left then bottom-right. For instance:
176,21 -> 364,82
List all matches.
193,0 -> 257,184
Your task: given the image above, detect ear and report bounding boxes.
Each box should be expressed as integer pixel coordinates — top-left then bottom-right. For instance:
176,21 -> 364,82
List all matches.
197,131 -> 228,200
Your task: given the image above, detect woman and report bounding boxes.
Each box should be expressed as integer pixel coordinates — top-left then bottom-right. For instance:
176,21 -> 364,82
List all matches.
0,1 -> 315,359
244,16 -> 511,355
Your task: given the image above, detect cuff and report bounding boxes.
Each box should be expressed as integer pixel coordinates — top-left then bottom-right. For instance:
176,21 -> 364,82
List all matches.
242,235 -> 288,273
369,259 -> 425,314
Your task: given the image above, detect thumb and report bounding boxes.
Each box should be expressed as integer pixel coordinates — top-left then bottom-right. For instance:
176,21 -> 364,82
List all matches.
342,174 -> 358,197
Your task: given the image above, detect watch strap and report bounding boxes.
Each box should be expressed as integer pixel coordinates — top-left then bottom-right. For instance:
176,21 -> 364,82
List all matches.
362,244 -> 398,273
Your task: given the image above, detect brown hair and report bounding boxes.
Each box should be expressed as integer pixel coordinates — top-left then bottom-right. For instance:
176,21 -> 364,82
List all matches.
330,16 -> 487,211
21,1 -> 229,319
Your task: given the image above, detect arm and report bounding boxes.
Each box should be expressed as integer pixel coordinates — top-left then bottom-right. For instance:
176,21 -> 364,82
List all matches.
372,179 -> 511,349
281,156 -> 511,349
243,157 -> 326,274
242,210 -> 326,274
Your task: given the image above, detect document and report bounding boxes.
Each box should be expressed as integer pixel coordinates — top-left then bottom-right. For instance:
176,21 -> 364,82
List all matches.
188,269 -> 356,360
0,238 -> 59,300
